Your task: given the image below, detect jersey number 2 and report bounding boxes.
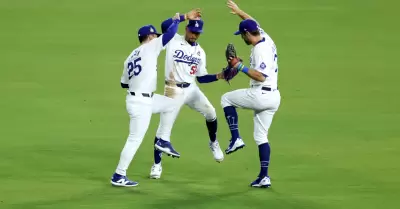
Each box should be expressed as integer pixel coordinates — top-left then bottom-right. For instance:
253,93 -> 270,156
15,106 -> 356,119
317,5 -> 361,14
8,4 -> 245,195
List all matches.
128,57 -> 142,79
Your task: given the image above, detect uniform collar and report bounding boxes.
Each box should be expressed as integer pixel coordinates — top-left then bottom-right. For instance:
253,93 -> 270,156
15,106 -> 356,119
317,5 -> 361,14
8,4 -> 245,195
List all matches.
255,37 -> 265,46
182,36 -> 198,46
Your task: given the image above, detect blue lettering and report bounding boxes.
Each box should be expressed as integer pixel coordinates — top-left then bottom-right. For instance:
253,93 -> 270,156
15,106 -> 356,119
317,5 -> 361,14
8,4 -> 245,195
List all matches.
173,50 -> 201,65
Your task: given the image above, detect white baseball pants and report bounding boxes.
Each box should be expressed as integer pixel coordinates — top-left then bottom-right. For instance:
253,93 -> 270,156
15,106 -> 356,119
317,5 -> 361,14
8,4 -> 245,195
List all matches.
155,84 -> 216,141
221,86 -> 281,145
115,93 -> 177,176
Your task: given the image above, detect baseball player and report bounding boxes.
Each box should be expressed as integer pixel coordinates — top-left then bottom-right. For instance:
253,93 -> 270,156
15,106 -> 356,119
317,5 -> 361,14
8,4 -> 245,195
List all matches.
110,13 -> 183,187
149,12 -> 227,179
220,0 -> 281,188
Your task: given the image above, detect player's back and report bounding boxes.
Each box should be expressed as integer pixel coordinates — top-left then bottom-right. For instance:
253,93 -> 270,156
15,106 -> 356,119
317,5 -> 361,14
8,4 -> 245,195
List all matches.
122,38 -> 164,93
249,28 -> 278,89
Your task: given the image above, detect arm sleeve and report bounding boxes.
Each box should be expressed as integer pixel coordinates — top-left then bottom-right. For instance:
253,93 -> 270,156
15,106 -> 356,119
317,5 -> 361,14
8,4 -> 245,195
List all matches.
148,19 -> 180,52
161,15 -> 185,33
161,19 -> 180,46
196,74 -> 218,83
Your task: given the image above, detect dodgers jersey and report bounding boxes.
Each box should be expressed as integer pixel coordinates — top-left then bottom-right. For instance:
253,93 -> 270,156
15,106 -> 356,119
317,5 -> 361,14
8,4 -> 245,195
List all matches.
249,27 -> 278,89
164,34 -> 207,83
121,35 -> 165,93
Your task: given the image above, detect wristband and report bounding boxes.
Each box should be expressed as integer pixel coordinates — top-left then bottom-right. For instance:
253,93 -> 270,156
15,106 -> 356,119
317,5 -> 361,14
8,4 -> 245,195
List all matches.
241,66 -> 249,74
236,63 -> 244,71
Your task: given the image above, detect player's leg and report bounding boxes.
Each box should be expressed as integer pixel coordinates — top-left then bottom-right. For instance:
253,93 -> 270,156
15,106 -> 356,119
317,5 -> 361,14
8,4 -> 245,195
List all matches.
154,103 -> 183,158
186,86 -> 223,162
149,93 -> 179,179
221,88 -> 260,154
151,94 -> 178,114
153,86 -> 185,167
250,91 -> 281,188
111,97 -> 153,187
250,109 -> 277,188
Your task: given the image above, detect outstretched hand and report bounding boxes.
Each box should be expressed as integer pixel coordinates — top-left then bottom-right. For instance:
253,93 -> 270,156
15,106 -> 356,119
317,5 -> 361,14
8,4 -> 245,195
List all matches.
186,8 -> 202,20
227,0 -> 241,15
172,13 -> 180,21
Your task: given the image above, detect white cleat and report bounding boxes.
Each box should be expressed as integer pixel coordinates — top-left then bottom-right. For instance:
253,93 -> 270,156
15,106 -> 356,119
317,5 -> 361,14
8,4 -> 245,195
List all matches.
225,138 -> 246,154
209,140 -> 224,162
250,176 -> 272,188
150,164 -> 162,179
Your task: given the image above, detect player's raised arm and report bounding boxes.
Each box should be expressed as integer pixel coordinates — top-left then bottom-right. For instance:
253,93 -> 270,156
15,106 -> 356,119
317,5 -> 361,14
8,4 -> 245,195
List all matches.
161,13 -> 181,46
227,0 -> 256,21
161,8 -> 202,33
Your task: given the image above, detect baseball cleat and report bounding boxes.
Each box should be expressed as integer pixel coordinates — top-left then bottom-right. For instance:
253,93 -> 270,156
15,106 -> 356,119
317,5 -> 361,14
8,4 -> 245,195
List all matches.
149,164 -> 162,179
155,139 -> 181,158
209,140 -> 224,162
110,173 -> 138,187
250,176 -> 271,188
225,138 -> 245,154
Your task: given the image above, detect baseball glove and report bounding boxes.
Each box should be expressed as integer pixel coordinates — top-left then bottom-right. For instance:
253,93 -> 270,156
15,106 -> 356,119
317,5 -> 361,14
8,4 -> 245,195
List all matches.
222,65 -> 238,84
225,43 -> 241,68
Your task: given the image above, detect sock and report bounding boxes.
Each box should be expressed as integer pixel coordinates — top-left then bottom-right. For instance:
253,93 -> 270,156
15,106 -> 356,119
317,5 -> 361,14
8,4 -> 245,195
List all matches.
223,106 -> 239,139
258,143 -> 271,177
154,137 -> 162,164
206,118 -> 217,142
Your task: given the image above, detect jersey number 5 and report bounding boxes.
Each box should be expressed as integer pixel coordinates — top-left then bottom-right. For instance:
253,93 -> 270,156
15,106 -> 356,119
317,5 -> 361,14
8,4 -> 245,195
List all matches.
128,57 -> 142,79
190,65 -> 198,75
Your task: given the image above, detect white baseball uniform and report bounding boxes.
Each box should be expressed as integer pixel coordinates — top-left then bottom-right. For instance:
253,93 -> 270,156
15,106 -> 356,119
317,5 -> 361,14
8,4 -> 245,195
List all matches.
221,26 -> 281,145
155,34 -> 216,142
115,35 -> 178,176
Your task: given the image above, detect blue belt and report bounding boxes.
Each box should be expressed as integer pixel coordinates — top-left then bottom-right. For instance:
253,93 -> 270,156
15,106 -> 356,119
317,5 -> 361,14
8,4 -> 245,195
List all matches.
165,81 -> 191,88
261,87 -> 279,91
130,92 -> 153,98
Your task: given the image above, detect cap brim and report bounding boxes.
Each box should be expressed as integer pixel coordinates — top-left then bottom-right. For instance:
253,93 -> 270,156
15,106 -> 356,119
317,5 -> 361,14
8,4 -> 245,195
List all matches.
188,27 -> 203,33
234,30 -> 241,35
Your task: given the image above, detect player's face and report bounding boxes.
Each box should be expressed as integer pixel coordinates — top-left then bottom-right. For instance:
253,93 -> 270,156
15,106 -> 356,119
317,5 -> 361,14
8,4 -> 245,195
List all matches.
241,33 -> 251,45
185,28 -> 200,44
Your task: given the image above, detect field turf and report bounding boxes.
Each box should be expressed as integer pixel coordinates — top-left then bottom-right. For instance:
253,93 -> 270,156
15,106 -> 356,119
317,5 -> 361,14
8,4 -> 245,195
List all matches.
1,0 -> 399,208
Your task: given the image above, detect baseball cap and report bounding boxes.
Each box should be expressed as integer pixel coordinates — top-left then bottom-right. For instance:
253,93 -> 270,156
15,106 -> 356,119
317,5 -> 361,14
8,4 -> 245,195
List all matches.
138,25 -> 161,38
234,19 -> 259,35
187,19 -> 204,33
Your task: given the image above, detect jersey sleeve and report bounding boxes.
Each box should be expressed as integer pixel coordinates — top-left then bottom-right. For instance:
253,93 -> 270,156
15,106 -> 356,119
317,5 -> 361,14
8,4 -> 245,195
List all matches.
147,35 -> 166,53
120,61 -> 129,84
195,49 -> 208,76
253,46 -> 273,76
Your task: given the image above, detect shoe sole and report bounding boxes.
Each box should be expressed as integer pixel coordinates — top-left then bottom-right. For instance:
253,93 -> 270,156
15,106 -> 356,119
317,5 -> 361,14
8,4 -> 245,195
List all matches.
225,144 -> 245,155
251,185 -> 271,189
251,184 -> 271,188
154,144 -> 180,158
149,175 -> 161,179
110,181 -> 139,187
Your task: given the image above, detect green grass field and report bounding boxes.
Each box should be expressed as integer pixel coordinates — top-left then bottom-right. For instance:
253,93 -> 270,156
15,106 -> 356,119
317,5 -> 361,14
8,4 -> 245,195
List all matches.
1,0 -> 399,208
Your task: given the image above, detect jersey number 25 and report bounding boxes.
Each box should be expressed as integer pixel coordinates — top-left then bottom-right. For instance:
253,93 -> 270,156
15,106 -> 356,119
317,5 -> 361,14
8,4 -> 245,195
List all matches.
128,57 -> 142,79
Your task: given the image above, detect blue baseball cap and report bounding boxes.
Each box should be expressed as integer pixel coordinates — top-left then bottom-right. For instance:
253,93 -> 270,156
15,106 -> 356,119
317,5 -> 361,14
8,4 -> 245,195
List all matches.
234,19 -> 259,35
138,25 -> 161,38
187,19 -> 204,33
